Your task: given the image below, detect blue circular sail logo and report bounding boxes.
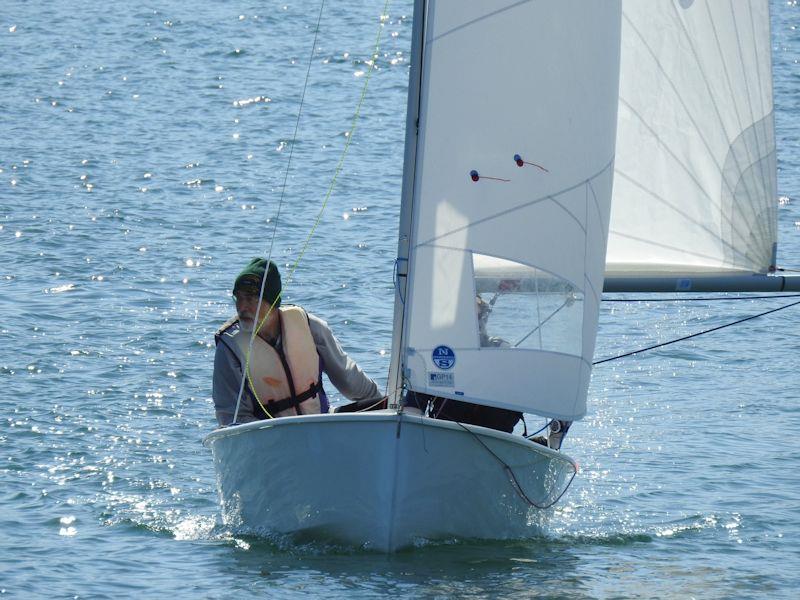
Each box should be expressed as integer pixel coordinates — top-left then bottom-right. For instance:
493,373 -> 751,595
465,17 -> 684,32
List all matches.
432,345 -> 456,370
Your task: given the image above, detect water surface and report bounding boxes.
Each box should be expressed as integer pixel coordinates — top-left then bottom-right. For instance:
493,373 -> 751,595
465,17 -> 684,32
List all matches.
1,1 -> 799,597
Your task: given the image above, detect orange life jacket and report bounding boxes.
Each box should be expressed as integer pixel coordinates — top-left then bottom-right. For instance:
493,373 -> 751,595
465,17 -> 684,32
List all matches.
233,306 -> 322,417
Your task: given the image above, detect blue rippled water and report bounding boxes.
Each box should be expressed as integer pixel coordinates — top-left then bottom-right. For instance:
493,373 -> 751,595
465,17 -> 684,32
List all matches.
1,1 -> 799,598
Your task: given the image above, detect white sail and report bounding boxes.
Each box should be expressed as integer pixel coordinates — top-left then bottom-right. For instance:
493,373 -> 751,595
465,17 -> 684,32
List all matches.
398,1 -> 622,420
607,0 -> 777,278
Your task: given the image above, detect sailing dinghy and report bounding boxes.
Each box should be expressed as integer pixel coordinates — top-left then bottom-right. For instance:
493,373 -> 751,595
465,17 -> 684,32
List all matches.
205,0 -> 621,550
205,0 -> 796,550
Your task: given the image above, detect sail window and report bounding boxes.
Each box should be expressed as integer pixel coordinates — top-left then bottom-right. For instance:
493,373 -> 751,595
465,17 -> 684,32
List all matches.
473,254 -> 583,356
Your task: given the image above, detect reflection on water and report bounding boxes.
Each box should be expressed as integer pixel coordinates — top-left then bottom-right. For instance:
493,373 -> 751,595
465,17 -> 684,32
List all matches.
1,0 -> 800,597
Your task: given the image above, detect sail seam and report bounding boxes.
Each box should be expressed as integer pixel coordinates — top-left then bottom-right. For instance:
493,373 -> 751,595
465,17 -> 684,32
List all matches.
418,243 -> 586,294
612,166 -> 769,268
587,178 -> 608,244
700,2 -> 765,256
621,9 -> 745,220
577,181 -> 590,420
584,270 -> 600,306
619,5 -> 775,269
616,99 -> 764,265
726,2 -> 773,260
416,159 -> 614,247
744,1 -> 776,258
428,0 -> 532,43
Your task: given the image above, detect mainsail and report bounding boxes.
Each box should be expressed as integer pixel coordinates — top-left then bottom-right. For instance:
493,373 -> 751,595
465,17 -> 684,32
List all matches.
390,1 -> 622,420
607,0 -> 778,286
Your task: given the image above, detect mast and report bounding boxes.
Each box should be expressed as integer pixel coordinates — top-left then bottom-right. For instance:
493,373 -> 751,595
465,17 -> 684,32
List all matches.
387,0 -> 426,409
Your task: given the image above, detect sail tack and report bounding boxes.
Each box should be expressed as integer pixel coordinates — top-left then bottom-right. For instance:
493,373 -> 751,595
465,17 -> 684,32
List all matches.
399,1 -> 622,420
607,0 -> 777,278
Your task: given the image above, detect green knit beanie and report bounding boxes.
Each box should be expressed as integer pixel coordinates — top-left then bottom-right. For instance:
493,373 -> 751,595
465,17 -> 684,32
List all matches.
233,258 -> 281,307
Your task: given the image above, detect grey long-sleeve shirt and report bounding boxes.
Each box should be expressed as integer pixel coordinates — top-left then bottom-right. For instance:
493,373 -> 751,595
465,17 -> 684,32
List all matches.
212,310 -> 382,426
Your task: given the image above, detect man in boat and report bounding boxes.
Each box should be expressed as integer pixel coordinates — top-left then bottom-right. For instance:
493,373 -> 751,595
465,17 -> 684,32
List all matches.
212,257 -> 386,426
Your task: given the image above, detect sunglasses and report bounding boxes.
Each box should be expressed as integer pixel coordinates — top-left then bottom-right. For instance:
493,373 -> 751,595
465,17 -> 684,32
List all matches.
232,289 -> 261,304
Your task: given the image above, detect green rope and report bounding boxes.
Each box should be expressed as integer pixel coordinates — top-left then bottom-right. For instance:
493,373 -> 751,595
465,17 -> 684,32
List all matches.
282,0 -> 392,292
236,1 -> 393,422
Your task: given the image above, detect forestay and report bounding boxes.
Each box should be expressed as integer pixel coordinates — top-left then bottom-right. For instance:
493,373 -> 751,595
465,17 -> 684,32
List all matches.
607,0 -> 777,278
397,1 -> 622,420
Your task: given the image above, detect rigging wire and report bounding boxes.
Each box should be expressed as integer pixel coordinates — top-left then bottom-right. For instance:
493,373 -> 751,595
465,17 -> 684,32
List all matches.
593,297 -> 800,365
281,0 -> 390,286
232,0 -> 391,423
233,0 -> 327,424
513,297 -> 571,348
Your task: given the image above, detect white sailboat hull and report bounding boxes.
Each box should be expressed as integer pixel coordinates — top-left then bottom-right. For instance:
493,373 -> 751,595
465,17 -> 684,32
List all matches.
203,412 -> 576,551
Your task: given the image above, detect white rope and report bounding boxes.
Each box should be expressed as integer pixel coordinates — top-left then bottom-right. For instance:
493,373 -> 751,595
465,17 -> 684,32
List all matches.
232,0 -> 326,424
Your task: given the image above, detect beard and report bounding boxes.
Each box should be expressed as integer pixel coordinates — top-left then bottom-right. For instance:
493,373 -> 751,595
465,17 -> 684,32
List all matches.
238,315 -> 255,333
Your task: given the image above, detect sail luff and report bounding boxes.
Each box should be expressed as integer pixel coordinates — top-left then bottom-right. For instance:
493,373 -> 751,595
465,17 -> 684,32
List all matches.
387,0 -> 427,408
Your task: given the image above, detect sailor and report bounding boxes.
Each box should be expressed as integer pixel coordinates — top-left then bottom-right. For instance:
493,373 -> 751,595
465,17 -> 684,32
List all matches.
212,257 -> 385,426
